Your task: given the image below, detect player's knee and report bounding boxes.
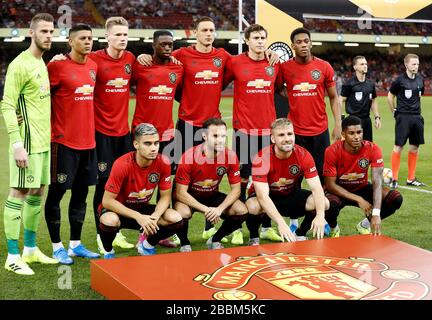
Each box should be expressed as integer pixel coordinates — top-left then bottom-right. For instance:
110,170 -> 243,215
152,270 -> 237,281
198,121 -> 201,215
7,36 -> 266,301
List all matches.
164,208 -> 182,224
305,195 -> 316,211
388,190 -> 403,210
324,197 -> 330,210
246,198 -> 261,215
100,212 -> 120,227
232,200 -> 248,215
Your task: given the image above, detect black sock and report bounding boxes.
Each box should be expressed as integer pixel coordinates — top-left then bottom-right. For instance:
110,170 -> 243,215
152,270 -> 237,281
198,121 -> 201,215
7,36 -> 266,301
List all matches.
45,185 -> 67,243
93,178 -> 107,234
296,211 -> 315,237
246,213 -> 265,239
204,219 -> 213,231
176,219 -> 190,246
325,201 -> 341,229
99,223 -> 118,252
213,215 -> 247,242
69,185 -> 89,241
261,214 -> 272,228
147,220 -> 185,246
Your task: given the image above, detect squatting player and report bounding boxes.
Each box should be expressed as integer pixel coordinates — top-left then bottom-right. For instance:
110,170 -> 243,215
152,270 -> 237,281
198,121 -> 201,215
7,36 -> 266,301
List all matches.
246,118 -> 328,244
324,116 -> 403,235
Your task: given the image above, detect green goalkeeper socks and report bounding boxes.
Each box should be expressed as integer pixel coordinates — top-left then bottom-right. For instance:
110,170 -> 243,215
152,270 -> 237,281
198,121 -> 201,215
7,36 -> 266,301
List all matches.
23,195 -> 42,248
4,196 -> 24,254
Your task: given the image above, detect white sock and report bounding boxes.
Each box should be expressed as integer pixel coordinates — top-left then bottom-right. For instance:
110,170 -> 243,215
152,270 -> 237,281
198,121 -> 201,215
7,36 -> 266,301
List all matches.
105,249 -> 114,254
331,225 -> 339,230
23,246 -> 36,255
142,239 -> 154,249
52,242 -> 64,252
7,253 -> 20,263
261,227 -> 269,232
117,231 -> 123,237
361,219 -> 370,228
290,219 -> 299,227
69,240 -> 81,249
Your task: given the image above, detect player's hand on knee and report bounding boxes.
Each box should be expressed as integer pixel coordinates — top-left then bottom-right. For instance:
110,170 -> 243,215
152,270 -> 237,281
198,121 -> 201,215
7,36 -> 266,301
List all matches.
137,54 -> 153,66
137,215 -> 159,235
50,54 -> 66,62
310,216 -> 327,240
357,198 -> 372,215
278,223 -> 297,242
371,216 -> 382,235
205,207 -> 222,223
13,144 -> 28,168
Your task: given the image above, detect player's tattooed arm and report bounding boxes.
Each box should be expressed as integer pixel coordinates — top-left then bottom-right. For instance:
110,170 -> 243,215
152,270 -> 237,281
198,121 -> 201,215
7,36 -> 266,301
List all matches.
370,166 -> 383,235
327,86 -> 342,141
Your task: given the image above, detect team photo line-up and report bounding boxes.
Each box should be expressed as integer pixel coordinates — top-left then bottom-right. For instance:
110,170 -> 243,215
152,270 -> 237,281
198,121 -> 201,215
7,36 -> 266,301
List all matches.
4,12 -> 425,276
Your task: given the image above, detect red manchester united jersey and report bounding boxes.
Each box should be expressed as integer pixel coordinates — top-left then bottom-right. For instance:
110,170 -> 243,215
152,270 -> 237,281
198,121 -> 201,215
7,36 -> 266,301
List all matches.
90,49 -> 135,136
105,152 -> 172,210
48,55 -> 97,149
132,61 -> 183,141
281,57 -> 336,136
175,144 -> 241,198
323,140 -> 384,192
172,46 -> 230,126
224,53 -> 281,135
250,144 -> 317,197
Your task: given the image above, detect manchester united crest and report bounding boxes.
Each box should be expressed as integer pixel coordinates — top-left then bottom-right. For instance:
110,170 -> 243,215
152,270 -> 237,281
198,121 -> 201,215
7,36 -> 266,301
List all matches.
98,162 -> 108,173
289,165 -> 300,175
57,173 -> 67,184
213,57 -> 222,68
148,173 -> 160,184
265,66 -> 274,77
358,158 -> 369,169
26,175 -> 34,183
90,70 -> 96,82
311,69 -> 321,81
169,72 -> 177,84
125,64 -> 131,74
216,166 -> 227,176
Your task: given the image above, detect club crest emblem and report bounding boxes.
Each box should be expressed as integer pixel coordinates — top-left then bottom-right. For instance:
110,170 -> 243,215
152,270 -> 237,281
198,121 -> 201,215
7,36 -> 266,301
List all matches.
169,72 -> 177,84
311,69 -> 321,81
125,64 -> 132,74
265,66 -> 274,77
213,57 -> 222,68
149,173 -> 160,184
57,173 -> 67,184
98,162 -> 107,172
90,70 -> 96,82
217,166 -> 227,176
26,175 -> 34,183
358,158 -> 369,169
289,165 -> 300,175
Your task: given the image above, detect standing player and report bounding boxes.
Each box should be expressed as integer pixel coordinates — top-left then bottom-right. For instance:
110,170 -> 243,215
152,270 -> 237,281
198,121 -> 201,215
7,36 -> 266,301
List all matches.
340,56 -> 381,142
246,118 -> 328,244
388,54 -> 426,188
1,13 -> 58,275
98,123 -> 185,257
132,30 -> 183,169
91,17 -> 136,252
174,118 -> 248,252
324,116 -> 403,235
223,24 -> 283,245
45,24 -> 100,264
280,27 -> 342,232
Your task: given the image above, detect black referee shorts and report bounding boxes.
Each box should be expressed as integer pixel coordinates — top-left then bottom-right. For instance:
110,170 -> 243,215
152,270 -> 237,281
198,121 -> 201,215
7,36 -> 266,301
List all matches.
50,142 -> 98,189
394,113 -> 425,146
96,131 -> 133,179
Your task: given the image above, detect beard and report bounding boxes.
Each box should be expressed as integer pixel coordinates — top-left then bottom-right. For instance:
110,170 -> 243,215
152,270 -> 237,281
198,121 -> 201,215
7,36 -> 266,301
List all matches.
34,37 -> 51,52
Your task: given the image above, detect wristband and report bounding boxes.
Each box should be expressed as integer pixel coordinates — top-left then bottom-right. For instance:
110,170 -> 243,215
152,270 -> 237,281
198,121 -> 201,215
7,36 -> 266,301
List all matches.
372,208 -> 381,217
12,141 -> 23,150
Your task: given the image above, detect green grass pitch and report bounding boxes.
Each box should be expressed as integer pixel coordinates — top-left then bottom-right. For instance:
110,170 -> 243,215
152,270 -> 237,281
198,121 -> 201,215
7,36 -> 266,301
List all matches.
0,96 -> 430,299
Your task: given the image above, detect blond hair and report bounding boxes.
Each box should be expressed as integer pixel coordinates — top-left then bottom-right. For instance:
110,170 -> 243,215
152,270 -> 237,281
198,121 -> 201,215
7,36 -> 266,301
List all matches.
105,17 -> 128,30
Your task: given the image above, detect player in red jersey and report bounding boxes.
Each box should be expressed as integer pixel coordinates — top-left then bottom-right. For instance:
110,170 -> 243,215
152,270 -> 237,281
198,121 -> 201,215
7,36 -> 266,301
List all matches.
45,24 -> 100,264
223,24 -> 283,245
246,118 -> 328,244
98,123 -> 185,257
174,118 -> 248,252
324,116 -> 403,236
91,17 -> 136,252
132,30 -> 183,169
280,27 -> 342,232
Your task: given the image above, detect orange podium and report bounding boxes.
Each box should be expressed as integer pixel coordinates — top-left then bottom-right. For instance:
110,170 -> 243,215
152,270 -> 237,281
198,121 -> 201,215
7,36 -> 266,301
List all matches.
90,235 -> 432,300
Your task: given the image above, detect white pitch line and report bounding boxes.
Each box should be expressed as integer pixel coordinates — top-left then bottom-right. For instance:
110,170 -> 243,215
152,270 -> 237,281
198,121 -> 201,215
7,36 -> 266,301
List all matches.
397,186 -> 432,194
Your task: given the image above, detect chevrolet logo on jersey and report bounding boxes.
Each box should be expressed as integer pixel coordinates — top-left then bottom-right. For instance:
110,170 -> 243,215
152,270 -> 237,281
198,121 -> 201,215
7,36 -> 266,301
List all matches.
149,85 -> 173,95
194,179 -> 218,188
75,84 -> 94,95
129,188 -> 154,200
195,70 -> 219,80
340,173 -> 365,181
247,79 -> 271,89
106,78 -> 129,88
270,178 -> 294,187
293,82 -> 317,92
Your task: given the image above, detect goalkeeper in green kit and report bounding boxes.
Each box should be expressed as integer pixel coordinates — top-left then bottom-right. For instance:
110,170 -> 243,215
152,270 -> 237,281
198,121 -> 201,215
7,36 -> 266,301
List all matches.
0,13 -> 58,275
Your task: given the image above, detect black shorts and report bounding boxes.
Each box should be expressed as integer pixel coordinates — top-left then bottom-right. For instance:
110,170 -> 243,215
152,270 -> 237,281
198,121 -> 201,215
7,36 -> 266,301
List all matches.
99,204 -> 156,231
249,189 -> 312,218
233,130 -> 271,178
295,129 -> 330,178
173,119 -> 204,166
358,116 -> 373,142
50,142 -> 98,189
394,113 -> 425,146
326,183 -> 374,209
96,131 -> 133,179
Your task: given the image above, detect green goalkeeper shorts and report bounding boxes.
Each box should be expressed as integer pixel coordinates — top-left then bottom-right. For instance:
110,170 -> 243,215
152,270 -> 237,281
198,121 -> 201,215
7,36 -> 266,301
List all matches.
9,150 -> 50,189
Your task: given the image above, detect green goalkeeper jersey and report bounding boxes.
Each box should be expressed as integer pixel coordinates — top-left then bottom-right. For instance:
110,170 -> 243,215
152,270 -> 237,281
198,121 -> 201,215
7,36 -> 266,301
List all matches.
1,49 -> 51,154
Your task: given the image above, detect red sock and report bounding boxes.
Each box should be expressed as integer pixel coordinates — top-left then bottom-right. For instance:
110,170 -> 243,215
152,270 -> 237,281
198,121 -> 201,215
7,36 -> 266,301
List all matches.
391,151 -> 401,181
408,151 -> 418,181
